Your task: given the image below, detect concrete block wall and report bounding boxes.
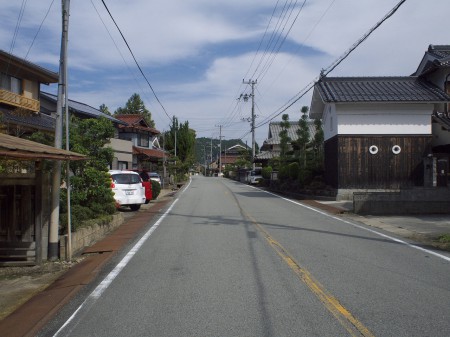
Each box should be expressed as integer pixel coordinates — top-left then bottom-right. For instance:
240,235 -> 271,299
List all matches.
353,188 -> 450,215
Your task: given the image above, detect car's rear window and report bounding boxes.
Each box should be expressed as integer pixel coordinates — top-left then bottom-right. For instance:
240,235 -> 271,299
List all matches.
112,173 -> 141,184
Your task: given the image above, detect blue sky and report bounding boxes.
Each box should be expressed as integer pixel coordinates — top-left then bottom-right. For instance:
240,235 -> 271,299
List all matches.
1,0 -> 449,146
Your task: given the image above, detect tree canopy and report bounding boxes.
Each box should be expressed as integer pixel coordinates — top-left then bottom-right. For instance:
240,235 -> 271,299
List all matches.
114,93 -> 155,128
163,116 -> 196,179
62,116 -> 117,232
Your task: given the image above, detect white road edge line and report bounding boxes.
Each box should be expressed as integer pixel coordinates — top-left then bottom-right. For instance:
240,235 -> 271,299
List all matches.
255,187 -> 450,263
53,179 -> 192,336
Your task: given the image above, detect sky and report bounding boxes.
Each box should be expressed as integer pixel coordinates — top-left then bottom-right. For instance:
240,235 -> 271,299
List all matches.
1,0 -> 449,147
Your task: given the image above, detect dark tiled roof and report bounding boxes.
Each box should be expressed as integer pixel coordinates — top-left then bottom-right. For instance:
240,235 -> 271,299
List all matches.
40,92 -> 127,125
316,77 -> 450,103
414,45 -> 450,76
427,45 -> 450,64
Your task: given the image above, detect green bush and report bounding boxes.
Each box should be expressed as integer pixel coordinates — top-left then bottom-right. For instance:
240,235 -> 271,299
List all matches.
151,180 -> 161,199
288,162 -> 299,180
307,176 -> 326,190
262,166 -> 273,179
60,212 -> 113,234
439,234 -> 450,243
278,165 -> 289,180
60,205 -> 94,234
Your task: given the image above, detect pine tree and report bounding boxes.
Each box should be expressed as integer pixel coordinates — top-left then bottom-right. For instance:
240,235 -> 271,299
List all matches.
114,93 -> 155,127
99,104 -> 111,116
295,106 -> 310,169
279,113 -> 291,162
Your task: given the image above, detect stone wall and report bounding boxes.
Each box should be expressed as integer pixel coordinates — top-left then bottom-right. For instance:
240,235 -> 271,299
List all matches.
59,213 -> 124,260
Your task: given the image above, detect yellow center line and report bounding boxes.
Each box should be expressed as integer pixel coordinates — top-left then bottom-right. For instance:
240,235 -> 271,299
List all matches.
248,214 -> 375,337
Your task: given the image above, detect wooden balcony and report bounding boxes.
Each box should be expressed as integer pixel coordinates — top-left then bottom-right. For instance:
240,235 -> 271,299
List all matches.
0,89 -> 40,113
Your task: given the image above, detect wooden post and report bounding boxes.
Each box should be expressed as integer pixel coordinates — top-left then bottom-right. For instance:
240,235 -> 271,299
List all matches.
35,161 -> 42,265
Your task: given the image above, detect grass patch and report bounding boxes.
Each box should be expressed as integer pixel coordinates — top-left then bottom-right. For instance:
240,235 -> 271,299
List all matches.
438,234 -> 450,243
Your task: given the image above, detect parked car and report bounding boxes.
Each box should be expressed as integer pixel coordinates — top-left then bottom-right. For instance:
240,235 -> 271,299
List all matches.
109,170 -> 146,211
148,172 -> 162,185
247,168 -> 263,184
131,170 -> 153,203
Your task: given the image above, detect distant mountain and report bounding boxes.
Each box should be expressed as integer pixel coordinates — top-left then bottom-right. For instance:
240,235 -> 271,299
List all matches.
195,138 -> 249,164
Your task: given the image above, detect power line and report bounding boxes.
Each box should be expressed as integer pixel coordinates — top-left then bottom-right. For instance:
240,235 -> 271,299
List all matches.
242,0 -> 281,82
5,0 -> 28,76
23,0 -> 55,60
100,0 -> 172,122
256,0 -> 307,82
218,0 -> 307,137
260,0 -> 336,97
250,0 -> 297,80
256,0 -> 408,129
90,0 -> 149,103
9,0 -> 27,56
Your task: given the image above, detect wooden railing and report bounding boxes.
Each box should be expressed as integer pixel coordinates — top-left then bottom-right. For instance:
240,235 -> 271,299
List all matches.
0,89 -> 40,112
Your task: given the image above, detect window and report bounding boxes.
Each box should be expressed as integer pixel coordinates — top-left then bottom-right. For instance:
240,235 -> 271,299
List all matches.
10,77 -> 22,94
0,73 -> 22,94
111,173 -> 141,184
118,161 -> 128,170
138,134 -> 149,147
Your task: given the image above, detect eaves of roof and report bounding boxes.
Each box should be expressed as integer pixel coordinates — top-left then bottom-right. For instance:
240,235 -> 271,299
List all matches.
133,146 -> 166,159
427,45 -> 450,62
0,107 -> 55,131
255,151 -> 279,160
0,50 -> 58,84
432,113 -> 450,131
0,133 -> 85,161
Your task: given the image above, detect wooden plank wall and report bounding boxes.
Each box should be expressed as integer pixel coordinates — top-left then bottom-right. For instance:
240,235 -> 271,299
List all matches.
325,135 -> 432,189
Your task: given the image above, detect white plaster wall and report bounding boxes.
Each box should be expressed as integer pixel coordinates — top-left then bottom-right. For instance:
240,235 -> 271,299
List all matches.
322,104 -> 337,141
322,103 -> 433,140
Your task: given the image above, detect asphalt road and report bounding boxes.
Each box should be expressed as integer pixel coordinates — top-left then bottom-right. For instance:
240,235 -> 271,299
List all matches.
40,176 -> 450,337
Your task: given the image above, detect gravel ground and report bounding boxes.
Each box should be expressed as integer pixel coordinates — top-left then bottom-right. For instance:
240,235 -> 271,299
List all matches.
0,258 -> 84,321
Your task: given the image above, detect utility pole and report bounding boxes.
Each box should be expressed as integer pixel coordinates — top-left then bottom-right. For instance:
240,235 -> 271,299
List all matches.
203,146 -> 207,175
216,125 -> 223,176
210,138 -> 212,174
49,0 -> 70,261
242,79 -> 257,170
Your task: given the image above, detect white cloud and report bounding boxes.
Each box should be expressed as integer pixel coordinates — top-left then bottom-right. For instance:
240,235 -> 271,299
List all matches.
1,0 -> 449,146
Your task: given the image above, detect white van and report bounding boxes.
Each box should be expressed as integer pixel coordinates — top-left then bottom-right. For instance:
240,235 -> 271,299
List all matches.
109,170 -> 146,211
247,168 -> 263,184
